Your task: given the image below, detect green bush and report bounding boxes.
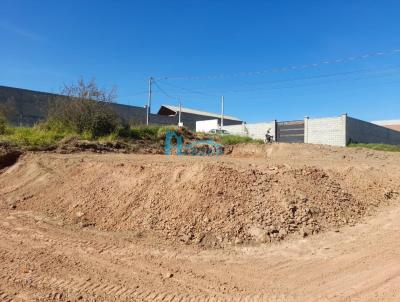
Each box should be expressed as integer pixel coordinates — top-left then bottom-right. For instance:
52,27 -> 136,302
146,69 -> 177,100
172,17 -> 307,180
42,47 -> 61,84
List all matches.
128,125 -> 162,140
47,78 -> 121,138
348,143 -> 400,152
0,114 -> 7,135
98,132 -> 119,142
48,100 -> 120,138
219,135 -> 257,145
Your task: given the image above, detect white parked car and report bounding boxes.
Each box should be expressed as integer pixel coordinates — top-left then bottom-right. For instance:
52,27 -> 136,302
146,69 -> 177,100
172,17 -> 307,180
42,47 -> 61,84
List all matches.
209,129 -> 230,135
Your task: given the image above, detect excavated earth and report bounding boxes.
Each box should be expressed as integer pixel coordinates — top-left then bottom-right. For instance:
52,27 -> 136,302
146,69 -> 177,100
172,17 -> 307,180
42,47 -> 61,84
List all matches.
0,143 -> 400,301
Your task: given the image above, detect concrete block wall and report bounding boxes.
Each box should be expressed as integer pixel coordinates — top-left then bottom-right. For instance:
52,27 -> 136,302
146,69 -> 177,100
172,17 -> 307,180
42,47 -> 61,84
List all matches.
246,122 -> 275,140
346,117 -> 400,145
0,85 -> 150,126
304,115 -> 347,146
222,124 -> 247,136
0,85 -> 242,131
223,122 -> 275,140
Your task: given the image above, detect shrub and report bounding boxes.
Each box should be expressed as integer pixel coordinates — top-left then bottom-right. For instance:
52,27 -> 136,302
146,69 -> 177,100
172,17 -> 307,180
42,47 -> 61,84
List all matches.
128,125 -> 162,140
98,132 -> 119,142
0,114 -> 7,135
156,125 -> 181,140
47,78 -> 120,138
194,132 -> 210,140
348,143 -> 400,152
219,135 -> 255,145
115,124 -> 131,138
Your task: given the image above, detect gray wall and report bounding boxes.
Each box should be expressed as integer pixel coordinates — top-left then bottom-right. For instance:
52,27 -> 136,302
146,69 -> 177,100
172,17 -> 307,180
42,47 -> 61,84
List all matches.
0,85 -> 241,130
304,114 -> 400,146
0,85 -> 54,125
223,122 -> 276,140
0,85 -> 149,126
346,116 -> 400,145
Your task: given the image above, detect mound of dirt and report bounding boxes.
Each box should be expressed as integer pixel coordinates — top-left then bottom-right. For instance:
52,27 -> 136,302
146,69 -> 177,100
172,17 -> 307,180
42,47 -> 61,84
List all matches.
56,136 -> 163,154
1,153 -> 397,248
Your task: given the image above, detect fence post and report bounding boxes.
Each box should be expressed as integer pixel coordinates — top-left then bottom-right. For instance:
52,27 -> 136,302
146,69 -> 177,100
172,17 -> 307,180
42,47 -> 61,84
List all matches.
304,116 -> 309,144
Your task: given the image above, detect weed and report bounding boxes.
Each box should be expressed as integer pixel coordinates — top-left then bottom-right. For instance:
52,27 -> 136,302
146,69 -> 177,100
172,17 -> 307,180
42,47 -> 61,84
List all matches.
348,143 -> 400,152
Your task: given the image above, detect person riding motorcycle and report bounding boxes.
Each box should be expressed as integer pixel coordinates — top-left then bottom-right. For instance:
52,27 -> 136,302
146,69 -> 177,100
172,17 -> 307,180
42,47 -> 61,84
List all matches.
265,129 -> 273,143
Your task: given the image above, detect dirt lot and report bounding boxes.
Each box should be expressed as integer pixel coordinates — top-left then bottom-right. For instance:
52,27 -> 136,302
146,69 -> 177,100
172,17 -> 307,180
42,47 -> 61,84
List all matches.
0,143 -> 399,301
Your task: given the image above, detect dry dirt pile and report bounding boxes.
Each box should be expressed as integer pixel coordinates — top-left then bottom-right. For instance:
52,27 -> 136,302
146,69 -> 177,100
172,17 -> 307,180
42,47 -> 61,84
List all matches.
1,152 -> 397,248
55,136 -> 164,154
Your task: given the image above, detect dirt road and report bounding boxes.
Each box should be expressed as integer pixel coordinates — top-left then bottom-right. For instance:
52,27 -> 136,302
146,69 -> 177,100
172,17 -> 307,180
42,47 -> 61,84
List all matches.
0,144 -> 399,301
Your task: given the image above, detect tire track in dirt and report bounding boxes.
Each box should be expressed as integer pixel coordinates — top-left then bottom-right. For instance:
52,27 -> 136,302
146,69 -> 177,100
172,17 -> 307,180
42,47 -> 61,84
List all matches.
0,212 -> 123,254
0,212 -> 227,299
0,213 -> 300,301
0,226 -> 228,302
0,268 -> 228,302
1,244 -> 276,301
0,289 -> 14,302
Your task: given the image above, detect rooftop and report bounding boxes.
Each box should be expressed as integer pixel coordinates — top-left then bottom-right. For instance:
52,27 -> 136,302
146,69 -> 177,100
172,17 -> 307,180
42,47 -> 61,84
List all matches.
157,105 -> 241,121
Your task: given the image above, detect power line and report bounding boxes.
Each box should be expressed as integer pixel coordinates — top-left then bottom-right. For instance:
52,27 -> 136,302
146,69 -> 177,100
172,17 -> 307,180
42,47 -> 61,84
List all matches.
235,68 -> 400,95
156,65 -> 400,96
216,65 -> 400,94
159,48 -> 400,81
156,81 -> 219,97
153,80 -> 180,100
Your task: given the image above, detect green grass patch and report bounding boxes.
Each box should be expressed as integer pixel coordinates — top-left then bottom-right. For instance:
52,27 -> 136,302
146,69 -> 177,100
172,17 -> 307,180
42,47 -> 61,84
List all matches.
348,143 -> 400,152
97,132 -> 120,142
218,134 -> 262,145
0,122 -> 263,150
0,124 -> 181,149
0,126 -> 73,149
126,125 -> 162,140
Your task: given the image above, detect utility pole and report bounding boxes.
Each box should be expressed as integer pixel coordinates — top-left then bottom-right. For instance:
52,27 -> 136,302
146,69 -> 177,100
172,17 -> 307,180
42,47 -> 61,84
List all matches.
146,77 -> 153,125
178,98 -> 182,126
220,95 -> 224,130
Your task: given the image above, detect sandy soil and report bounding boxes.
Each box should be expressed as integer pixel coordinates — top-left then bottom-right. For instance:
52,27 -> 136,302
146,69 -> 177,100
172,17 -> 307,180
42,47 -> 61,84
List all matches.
0,143 -> 399,301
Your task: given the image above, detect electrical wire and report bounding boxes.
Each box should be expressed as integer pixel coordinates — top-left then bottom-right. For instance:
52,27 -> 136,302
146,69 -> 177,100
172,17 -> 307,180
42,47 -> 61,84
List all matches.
155,65 -> 400,96
235,68 -> 400,95
153,80 -> 180,100
158,48 -> 400,81
156,81 -> 219,97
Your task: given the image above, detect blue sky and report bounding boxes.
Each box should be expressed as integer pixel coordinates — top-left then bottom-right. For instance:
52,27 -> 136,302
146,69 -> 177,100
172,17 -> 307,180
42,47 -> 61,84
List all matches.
1,0 -> 400,122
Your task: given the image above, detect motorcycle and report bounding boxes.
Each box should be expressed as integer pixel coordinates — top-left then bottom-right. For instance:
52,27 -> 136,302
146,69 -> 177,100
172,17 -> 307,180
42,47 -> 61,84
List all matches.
264,132 -> 273,143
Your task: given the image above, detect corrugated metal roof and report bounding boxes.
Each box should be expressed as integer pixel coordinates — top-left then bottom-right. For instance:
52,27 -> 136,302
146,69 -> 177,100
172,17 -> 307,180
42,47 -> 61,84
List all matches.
158,105 -> 241,121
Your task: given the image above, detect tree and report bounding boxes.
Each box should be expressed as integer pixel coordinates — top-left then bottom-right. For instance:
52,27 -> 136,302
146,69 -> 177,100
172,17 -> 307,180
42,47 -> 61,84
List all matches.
0,113 -> 6,135
0,98 -> 17,134
48,78 -> 120,137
